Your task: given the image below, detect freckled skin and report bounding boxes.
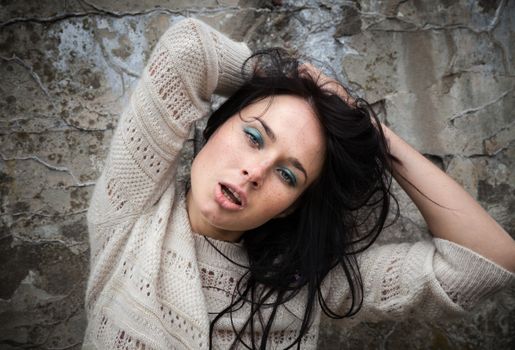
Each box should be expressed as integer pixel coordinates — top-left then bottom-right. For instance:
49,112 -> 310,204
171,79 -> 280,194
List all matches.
187,95 -> 326,242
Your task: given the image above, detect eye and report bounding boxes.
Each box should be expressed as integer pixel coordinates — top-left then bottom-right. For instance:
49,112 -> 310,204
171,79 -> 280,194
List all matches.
243,127 -> 263,148
277,167 -> 297,187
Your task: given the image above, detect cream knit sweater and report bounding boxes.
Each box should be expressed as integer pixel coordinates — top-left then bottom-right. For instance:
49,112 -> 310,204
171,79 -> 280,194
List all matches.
83,18 -> 514,349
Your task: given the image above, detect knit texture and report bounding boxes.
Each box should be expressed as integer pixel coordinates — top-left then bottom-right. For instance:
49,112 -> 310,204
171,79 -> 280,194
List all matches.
84,18 -> 514,349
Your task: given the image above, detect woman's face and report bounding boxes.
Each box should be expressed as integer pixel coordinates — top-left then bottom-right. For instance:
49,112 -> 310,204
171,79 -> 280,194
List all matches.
187,95 -> 325,241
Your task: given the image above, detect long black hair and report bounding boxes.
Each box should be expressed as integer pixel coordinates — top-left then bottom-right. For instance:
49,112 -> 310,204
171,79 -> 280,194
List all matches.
202,49 -> 397,349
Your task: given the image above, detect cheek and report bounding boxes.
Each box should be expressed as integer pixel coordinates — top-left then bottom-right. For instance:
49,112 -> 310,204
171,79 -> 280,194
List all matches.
192,129 -> 244,183
205,126 -> 241,159
259,184 -> 298,215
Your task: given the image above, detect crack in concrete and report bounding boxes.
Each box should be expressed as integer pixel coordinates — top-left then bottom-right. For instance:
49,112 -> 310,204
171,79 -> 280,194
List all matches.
379,322 -> 398,350
357,1 -> 511,76
0,153 -> 96,188
0,128 -> 109,136
486,120 -> 515,138
0,117 -> 110,136
0,2 -> 275,28
59,105 -> 115,132
80,106 -> 116,130
392,0 -> 410,15
0,0 -> 321,30
79,0 -> 241,17
60,122 -> 112,132
14,235 -> 88,249
483,144 -> 511,157
0,54 -> 51,99
1,153 -> 68,172
482,120 -> 515,156
449,88 -> 513,124
1,208 -> 88,218
0,56 -> 100,143
93,30 -> 135,101
361,13 -> 419,31
365,21 -> 485,34
367,0 -> 510,75
486,0 -> 505,32
362,0 -> 506,36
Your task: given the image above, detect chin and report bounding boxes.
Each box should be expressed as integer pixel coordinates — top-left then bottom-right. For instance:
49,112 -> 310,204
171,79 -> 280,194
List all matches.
200,208 -> 254,233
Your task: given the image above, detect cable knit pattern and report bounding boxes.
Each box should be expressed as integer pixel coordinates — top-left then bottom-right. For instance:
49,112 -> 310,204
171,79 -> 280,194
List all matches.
84,18 -> 514,350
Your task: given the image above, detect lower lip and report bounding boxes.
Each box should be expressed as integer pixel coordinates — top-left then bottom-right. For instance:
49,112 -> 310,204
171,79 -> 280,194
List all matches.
215,183 -> 244,211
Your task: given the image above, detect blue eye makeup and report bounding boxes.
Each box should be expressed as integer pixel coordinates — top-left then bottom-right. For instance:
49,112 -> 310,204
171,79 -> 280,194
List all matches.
243,127 -> 264,148
243,124 -> 298,187
277,167 -> 297,187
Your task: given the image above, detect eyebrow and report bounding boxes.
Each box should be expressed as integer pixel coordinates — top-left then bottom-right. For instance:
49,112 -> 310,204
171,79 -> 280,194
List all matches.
288,157 -> 308,181
257,119 -> 276,142
256,119 -> 308,182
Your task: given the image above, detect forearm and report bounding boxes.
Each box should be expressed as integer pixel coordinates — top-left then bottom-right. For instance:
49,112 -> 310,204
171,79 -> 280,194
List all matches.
381,124 -> 515,272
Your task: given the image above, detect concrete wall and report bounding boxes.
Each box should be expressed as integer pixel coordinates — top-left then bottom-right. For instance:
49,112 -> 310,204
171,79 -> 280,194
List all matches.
0,0 -> 513,348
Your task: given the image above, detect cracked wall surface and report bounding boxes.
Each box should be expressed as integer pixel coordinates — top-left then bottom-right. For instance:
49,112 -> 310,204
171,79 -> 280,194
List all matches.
0,0 -> 513,348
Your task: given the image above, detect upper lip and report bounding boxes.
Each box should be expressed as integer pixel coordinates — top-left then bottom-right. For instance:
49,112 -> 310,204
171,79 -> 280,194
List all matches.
220,182 -> 248,208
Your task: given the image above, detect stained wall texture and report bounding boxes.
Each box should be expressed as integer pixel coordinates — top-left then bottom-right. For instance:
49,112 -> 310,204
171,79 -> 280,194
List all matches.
0,0 -> 514,349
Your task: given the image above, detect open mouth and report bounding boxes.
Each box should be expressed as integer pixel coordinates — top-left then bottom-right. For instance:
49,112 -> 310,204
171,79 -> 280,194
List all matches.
220,184 -> 242,206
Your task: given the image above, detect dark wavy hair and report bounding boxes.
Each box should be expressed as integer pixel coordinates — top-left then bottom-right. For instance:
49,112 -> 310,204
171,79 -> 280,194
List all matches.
201,49 -> 398,349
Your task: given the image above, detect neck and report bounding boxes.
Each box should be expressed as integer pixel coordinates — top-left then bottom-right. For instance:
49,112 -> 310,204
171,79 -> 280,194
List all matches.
186,190 -> 243,242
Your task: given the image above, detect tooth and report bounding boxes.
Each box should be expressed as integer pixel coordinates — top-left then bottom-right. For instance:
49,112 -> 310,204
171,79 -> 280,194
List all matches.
222,186 -> 236,204
220,185 -> 243,206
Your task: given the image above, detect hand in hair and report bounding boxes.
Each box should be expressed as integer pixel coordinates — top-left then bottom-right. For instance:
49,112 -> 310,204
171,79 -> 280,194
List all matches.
298,64 -> 515,272
382,120 -> 515,272
299,62 -> 356,107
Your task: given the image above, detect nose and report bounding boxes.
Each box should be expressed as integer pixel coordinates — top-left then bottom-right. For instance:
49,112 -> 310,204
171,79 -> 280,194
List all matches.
241,160 -> 271,189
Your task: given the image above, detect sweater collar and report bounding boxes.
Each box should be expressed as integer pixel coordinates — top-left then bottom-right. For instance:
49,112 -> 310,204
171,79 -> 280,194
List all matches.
192,232 -> 249,268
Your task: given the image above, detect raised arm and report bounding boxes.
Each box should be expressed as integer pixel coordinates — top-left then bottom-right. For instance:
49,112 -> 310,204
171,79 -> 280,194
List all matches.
87,18 -> 251,226
326,141 -> 515,321
326,127 -> 514,323
331,126 -> 515,322
85,20 -> 251,302
301,62 -> 515,271
382,124 -> 515,272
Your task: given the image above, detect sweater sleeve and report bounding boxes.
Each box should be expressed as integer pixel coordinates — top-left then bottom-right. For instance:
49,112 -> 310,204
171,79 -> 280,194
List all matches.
326,238 -> 514,322
87,18 -> 251,227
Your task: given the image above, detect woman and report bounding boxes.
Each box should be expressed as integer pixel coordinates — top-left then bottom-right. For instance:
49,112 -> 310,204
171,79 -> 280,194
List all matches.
83,18 -> 515,349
